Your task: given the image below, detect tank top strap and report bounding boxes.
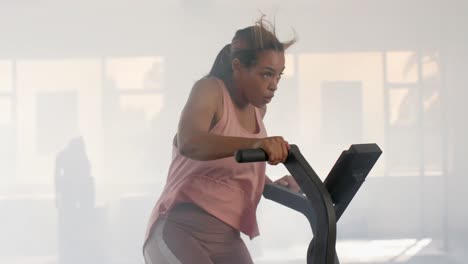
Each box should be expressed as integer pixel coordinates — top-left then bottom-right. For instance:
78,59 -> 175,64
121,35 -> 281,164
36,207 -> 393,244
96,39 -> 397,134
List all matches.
214,78 -> 234,124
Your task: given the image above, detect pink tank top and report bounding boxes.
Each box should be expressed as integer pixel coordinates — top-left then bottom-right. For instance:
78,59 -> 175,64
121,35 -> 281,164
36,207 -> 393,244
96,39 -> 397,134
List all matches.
145,78 -> 268,241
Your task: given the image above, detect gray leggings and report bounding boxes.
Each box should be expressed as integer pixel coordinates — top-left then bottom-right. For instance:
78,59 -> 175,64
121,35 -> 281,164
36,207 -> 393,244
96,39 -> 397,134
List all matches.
143,203 -> 254,264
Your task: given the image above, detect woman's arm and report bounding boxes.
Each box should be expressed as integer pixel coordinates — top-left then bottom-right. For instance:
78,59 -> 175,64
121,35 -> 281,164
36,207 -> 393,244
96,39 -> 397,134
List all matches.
177,78 -> 289,164
177,78 -> 259,161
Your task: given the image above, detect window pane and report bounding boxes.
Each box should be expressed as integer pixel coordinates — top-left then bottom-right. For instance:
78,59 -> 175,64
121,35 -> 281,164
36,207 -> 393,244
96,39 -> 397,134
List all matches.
386,126 -> 421,176
0,97 -> 12,125
386,51 -> 418,83
119,94 -> 164,122
389,88 -> 419,126
103,94 -> 165,181
0,61 -> 12,92
422,52 -> 443,176
387,88 -> 421,176
105,57 -> 165,90
36,91 -> 79,155
321,81 -> 363,144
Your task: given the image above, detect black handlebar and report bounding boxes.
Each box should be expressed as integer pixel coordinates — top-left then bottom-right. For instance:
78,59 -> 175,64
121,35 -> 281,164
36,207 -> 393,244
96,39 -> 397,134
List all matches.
234,148 -> 269,163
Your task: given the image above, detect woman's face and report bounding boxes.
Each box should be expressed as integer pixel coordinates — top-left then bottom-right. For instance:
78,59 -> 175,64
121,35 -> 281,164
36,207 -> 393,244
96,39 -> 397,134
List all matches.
233,50 -> 285,107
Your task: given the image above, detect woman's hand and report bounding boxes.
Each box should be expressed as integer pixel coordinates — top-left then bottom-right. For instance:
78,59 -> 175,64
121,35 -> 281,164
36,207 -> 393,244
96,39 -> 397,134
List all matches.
253,136 -> 290,165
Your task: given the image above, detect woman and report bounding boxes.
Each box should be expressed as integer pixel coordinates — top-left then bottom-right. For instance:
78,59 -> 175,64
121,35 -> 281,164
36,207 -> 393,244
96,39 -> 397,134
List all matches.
144,17 -> 300,264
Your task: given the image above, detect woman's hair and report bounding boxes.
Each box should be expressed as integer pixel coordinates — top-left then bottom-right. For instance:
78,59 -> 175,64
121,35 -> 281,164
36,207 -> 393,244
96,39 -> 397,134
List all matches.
207,16 -> 296,85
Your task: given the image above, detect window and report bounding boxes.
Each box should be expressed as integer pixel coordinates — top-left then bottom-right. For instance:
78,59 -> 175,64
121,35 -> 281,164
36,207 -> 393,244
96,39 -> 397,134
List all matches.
296,52 -> 384,177
103,56 -> 167,182
384,51 -> 443,176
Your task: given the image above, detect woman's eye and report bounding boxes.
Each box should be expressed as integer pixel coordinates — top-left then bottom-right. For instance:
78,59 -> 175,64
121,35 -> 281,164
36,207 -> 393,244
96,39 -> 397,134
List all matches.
263,72 -> 273,78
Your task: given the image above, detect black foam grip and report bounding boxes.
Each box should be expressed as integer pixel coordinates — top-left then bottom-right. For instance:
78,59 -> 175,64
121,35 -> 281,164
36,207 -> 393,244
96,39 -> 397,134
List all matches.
235,148 -> 268,163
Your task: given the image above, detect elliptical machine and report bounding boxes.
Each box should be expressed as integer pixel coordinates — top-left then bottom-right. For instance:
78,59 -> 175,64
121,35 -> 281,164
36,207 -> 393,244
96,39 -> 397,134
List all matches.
235,143 -> 382,264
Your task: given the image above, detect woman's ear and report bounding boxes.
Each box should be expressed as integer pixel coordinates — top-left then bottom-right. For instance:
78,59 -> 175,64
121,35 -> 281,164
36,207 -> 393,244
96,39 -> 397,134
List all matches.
232,58 -> 242,74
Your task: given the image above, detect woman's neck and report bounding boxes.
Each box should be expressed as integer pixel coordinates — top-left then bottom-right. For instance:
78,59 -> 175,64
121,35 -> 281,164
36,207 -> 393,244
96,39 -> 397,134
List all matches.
226,79 -> 250,110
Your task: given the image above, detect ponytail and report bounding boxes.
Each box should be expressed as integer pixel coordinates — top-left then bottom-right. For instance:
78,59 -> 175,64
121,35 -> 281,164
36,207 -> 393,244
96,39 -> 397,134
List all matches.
207,44 -> 233,84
